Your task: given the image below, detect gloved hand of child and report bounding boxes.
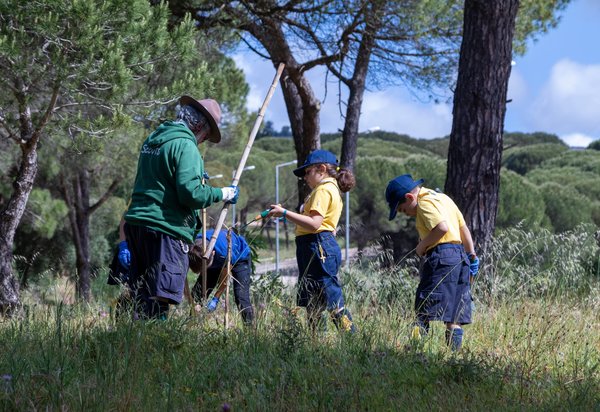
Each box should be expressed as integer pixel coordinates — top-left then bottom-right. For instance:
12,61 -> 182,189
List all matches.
206,296 -> 220,312
221,186 -> 239,204
118,240 -> 130,269
469,255 -> 480,276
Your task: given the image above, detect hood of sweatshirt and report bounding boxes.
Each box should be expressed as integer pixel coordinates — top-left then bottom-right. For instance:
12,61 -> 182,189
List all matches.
145,121 -> 196,147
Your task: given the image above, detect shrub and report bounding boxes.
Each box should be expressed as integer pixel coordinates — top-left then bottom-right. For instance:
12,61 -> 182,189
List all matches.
502,143 -> 568,175
503,131 -> 566,147
497,169 -> 549,230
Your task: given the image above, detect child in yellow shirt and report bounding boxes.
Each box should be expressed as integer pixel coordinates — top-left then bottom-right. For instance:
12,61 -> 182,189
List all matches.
386,174 -> 480,350
269,150 -> 356,333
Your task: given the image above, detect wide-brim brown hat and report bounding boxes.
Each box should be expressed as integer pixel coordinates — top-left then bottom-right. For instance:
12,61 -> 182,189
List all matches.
179,95 -> 222,143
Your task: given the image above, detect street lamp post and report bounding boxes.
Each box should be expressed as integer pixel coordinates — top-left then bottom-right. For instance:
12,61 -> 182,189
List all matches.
345,191 -> 350,270
232,165 -> 255,228
275,159 -> 297,274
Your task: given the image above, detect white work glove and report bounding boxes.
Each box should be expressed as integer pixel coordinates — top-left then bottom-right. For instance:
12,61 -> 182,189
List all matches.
221,186 -> 239,204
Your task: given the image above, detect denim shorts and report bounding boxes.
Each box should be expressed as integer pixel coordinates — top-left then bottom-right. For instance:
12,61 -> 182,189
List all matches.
415,243 -> 472,324
295,232 -> 344,311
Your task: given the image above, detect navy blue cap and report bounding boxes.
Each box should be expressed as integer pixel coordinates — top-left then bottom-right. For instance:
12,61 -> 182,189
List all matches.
293,149 -> 339,177
385,174 -> 424,220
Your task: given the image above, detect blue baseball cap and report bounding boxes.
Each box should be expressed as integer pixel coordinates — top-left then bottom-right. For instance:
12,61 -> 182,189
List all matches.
293,149 -> 339,177
385,174 -> 424,220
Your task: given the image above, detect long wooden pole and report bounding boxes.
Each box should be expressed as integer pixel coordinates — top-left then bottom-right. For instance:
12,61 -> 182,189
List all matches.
225,229 -> 232,329
201,187 -> 208,301
203,62 -> 285,259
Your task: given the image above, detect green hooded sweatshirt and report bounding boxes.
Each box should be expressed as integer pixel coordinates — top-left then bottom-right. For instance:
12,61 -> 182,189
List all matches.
125,121 -> 223,243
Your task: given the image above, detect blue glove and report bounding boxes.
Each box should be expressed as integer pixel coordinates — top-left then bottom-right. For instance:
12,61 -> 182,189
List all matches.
206,296 -> 220,312
469,255 -> 480,276
202,171 -> 210,181
221,186 -> 239,204
118,240 -> 130,269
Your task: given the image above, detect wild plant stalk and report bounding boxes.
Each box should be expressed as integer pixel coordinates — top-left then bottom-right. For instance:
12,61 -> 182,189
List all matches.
0,225 -> 598,410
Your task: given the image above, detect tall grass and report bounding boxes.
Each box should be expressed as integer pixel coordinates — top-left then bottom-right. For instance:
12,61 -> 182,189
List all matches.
0,226 -> 598,410
1,297 -> 598,410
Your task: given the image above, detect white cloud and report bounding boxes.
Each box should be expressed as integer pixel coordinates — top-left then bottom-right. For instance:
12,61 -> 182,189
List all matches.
356,90 -> 452,138
232,54 -> 271,111
530,59 -> 600,138
233,52 -> 453,138
507,68 -> 529,103
232,53 -> 288,126
560,133 -> 595,148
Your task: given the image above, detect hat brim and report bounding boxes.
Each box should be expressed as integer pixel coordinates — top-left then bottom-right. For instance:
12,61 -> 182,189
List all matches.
387,178 -> 424,220
180,96 -> 221,143
293,164 -> 309,177
388,200 -> 399,221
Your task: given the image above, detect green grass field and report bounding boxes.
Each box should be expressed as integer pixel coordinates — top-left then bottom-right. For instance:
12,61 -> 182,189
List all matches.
1,227 -> 599,410
0,271 -> 598,411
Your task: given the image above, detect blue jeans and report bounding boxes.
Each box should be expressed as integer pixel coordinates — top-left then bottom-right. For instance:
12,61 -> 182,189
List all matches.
295,232 -> 345,311
191,258 -> 254,325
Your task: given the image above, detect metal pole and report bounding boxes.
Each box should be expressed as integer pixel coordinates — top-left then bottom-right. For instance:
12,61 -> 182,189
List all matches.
275,165 -> 280,274
231,166 -> 255,229
345,191 -> 350,270
275,160 -> 297,275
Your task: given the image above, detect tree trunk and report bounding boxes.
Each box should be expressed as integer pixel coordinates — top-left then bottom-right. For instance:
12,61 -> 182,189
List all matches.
445,0 -> 519,253
215,8 -> 322,205
340,1 -> 382,171
0,140 -> 38,314
62,171 -> 92,301
60,170 -> 120,302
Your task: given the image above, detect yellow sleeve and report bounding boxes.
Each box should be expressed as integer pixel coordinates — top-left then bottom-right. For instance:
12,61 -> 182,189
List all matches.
305,186 -> 332,217
418,198 -> 445,232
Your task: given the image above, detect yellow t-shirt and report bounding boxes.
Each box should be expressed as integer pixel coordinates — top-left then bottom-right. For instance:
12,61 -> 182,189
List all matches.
415,188 -> 466,252
295,178 -> 343,236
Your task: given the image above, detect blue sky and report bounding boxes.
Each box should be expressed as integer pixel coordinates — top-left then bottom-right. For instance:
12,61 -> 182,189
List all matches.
234,0 -> 600,147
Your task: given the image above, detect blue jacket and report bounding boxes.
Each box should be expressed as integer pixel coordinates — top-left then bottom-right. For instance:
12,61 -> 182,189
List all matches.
199,229 -> 251,269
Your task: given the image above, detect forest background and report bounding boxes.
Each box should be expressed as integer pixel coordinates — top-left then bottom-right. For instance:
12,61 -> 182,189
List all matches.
1,0 -> 599,303
1,1 -> 599,409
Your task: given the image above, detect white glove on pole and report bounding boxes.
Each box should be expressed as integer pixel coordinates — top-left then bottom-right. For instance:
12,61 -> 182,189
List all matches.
221,186 -> 239,203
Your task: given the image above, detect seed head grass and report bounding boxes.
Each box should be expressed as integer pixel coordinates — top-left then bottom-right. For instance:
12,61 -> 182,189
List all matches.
0,226 -> 598,410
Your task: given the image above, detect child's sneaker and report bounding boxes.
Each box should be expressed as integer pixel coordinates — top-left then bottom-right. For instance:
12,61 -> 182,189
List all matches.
332,308 -> 356,333
445,328 -> 463,351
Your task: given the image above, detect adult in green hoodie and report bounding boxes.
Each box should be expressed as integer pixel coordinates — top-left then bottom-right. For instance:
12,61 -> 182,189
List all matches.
123,96 -> 239,319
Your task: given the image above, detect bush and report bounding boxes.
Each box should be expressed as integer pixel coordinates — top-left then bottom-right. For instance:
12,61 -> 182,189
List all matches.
502,143 -> 568,175
503,131 -> 566,147
497,169 -> 549,230
539,182 -> 595,232
539,149 -> 600,175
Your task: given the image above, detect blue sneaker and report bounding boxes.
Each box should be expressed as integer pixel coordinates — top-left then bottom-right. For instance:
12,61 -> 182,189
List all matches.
445,328 -> 463,351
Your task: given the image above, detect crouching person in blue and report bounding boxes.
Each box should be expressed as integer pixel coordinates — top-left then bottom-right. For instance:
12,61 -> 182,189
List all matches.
189,229 -> 254,326
385,174 -> 480,350
268,150 -> 356,333
123,96 -> 239,320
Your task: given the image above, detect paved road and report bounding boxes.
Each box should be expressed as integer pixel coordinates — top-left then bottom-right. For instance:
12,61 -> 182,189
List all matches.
255,247 -> 359,275
255,247 -> 361,287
